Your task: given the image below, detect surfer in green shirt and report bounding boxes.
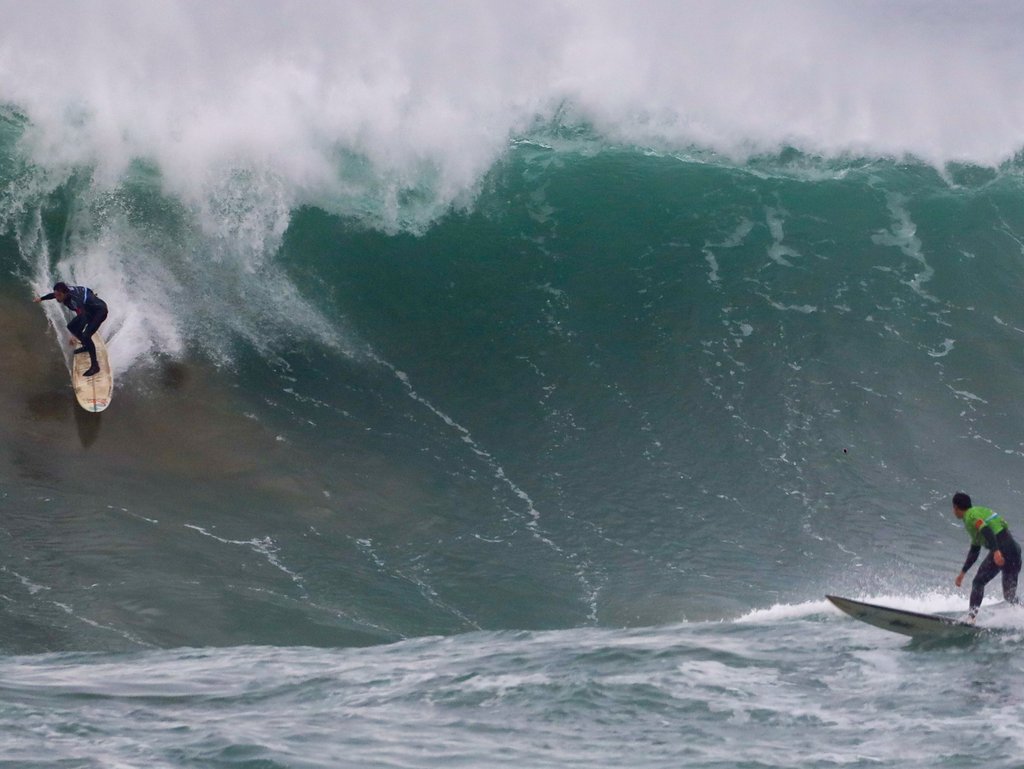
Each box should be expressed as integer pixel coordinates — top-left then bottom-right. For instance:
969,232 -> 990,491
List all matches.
952,492 -> 1022,621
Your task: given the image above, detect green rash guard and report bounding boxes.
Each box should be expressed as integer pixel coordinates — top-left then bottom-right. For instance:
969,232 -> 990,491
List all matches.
963,506 -> 1008,549
960,506 -> 1013,575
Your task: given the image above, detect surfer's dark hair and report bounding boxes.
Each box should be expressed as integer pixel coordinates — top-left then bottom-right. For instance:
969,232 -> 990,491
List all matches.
953,492 -> 972,510
52,281 -> 69,293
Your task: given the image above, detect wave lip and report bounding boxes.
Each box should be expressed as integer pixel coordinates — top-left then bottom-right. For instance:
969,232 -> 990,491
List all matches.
2,2 -> 1024,229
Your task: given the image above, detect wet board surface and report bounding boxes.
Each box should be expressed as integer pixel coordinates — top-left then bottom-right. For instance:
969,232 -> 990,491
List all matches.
826,594 -> 981,638
71,333 -> 113,413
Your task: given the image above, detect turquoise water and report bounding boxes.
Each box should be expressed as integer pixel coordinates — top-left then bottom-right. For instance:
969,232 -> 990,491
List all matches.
4,3 -> 1024,767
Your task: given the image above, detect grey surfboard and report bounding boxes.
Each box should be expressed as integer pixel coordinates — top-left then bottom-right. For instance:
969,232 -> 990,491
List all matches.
826,594 -> 982,638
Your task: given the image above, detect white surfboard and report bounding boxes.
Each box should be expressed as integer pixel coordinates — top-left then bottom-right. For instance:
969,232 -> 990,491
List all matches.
826,594 -> 981,638
71,333 -> 114,412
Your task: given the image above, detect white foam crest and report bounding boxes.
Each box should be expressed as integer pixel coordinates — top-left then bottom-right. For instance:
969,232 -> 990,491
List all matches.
0,1 -> 565,232
562,1 -> 1024,167
1,0 -> 1023,230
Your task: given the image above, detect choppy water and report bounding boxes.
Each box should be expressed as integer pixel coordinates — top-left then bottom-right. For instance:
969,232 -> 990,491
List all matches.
4,2 -> 1024,767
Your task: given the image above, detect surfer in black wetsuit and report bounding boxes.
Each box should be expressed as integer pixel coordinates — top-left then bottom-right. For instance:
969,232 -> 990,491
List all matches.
34,282 -> 108,377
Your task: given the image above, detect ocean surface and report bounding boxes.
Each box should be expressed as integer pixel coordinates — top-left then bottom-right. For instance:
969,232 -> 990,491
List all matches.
4,2 -> 1024,767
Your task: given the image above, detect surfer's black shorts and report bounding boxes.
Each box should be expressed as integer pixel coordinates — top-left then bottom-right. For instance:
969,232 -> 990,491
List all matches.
67,301 -> 108,341
970,530 -> 1022,609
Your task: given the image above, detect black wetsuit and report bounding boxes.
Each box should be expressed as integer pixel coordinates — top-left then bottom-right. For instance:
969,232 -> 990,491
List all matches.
962,525 -> 1023,614
40,286 -> 108,374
